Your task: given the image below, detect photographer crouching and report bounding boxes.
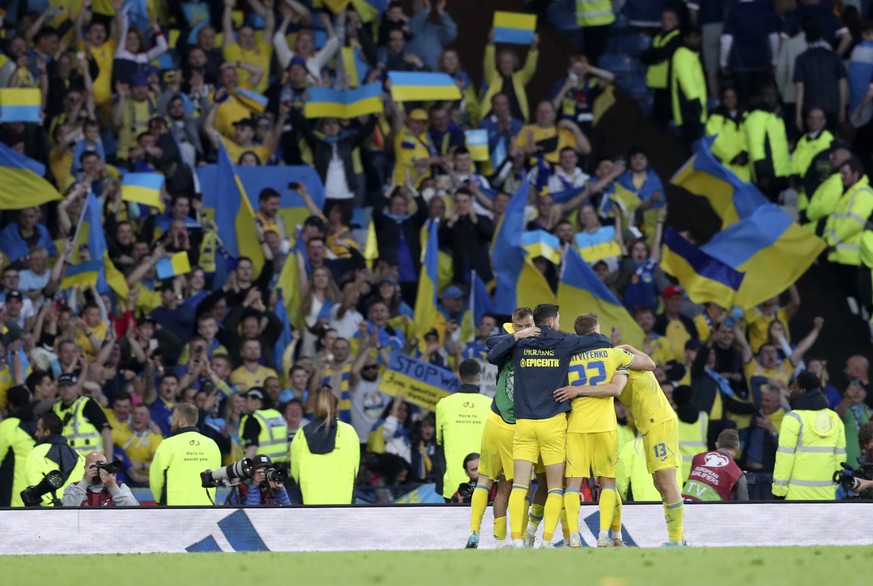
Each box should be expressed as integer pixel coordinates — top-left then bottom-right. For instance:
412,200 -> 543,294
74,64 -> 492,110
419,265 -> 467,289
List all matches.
62,452 -> 139,507
224,455 -> 291,506
835,422 -> 873,498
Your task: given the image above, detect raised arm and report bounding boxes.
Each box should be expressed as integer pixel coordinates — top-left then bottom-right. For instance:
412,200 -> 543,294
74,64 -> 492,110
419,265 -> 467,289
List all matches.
788,317 -> 823,367
222,0 -> 236,49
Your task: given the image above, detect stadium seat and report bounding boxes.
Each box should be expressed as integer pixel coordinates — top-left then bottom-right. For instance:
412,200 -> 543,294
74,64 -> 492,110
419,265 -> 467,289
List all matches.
597,54 -> 641,75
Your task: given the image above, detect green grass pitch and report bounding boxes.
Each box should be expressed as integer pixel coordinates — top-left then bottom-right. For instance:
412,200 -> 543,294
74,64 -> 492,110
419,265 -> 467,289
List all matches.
3,547 -> 871,585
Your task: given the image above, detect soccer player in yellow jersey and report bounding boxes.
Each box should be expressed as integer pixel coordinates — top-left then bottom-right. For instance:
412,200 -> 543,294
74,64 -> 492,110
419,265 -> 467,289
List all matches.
554,313 -> 655,548
561,336 -> 686,546
467,308 -> 536,549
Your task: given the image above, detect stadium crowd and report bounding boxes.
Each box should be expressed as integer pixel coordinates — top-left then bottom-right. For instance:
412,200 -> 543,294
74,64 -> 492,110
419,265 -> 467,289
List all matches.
0,0 -> 872,515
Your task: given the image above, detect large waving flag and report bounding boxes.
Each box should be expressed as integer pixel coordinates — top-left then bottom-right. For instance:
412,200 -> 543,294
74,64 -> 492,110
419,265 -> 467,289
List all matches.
672,135 -> 769,229
273,290 -> 295,372
0,142 -> 60,209
304,83 -> 383,118
493,181 -> 557,314
388,72 -> 462,102
62,193 -> 128,297
660,228 -> 745,305
661,205 -> 825,309
558,246 -> 644,348
414,220 -> 441,342
0,88 -> 41,122
493,11 -> 537,45
204,142 -> 265,276
197,165 -> 325,237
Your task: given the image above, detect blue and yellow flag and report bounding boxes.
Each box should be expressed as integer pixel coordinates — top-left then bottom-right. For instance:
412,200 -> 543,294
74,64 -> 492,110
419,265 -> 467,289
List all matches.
156,252 -> 192,279
350,0 -> 386,22
122,172 -> 165,211
558,246 -> 644,347
204,142 -> 265,276
672,135 -> 769,229
465,129 -> 489,162
660,228 -> 745,306
341,46 -> 369,88
305,82 -> 383,119
460,270 -> 494,343
414,219 -> 441,342
0,141 -> 60,210
0,88 -> 41,123
63,193 -> 129,298
388,72 -> 462,102
522,230 -> 562,264
493,181 -> 557,314
273,289 -> 294,374
696,204 -> 825,309
276,232 -> 307,335
233,87 -> 268,114
493,11 -> 537,45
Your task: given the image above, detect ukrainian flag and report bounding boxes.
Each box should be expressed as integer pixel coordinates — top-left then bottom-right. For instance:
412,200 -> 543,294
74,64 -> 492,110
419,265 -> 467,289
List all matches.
672,135 -> 769,229
697,204 -> 825,309
414,219 -> 441,342
341,46 -> 369,88
63,193 -> 129,298
156,252 -> 191,280
304,82 -> 383,119
660,227 -> 746,306
233,87 -> 268,114
322,0 -> 351,12
388,72 -> 462,102
121,172 -> 165,211
522,230 -> 562,264
350,0 -> 386,22
465,129 -> 489,162
0,141 -> 60,209
276,232 -> 307,334
0,88 -> 41,123
558,246 -> 644,347
601,182 -> 642,219
493,181 -> 557,314
204,142 -> 265,276
273,289 -> 295,376
493,11 -> 537,45
460,270 -> 494,343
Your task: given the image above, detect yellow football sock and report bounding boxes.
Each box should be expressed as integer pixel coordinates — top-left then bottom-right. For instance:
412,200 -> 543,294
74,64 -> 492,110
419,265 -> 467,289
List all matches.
529,503 -> 545,526
664,500 -> 685,542
469,485 -> 489,533
599,486 -> 617,532
521,495 -> 533,535
509,485 -> 529,540
563,488 -> 581,534
542,489 -> 564,542
493,516 -> 507,541
560,507 -> 570,540
611,490 -> 623,537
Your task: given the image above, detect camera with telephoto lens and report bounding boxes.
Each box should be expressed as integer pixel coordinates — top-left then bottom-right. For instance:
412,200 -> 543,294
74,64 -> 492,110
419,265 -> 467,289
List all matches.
833,462 -> 873,498
200,458 -> 254,488
20,470 -> 65,507
264,467 -> 287,484
95,460 -> 123,475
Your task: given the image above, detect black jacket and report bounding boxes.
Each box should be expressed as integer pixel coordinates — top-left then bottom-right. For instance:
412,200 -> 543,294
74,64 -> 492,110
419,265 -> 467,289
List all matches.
299,114 -> 378,195
438,215 -> 495,285
372,194 -> 429,271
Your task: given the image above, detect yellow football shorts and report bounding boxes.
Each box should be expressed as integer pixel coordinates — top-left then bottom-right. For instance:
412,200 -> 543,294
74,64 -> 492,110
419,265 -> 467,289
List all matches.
643,417 -> 680,474
513,413 -> 567,467
565,430 -> 618,479
479,411 -> 516,481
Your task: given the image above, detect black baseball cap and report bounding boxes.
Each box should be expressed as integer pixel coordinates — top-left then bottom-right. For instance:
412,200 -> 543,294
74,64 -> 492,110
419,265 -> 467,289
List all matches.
252,454 -> 272,469
58,373 -> 78,386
